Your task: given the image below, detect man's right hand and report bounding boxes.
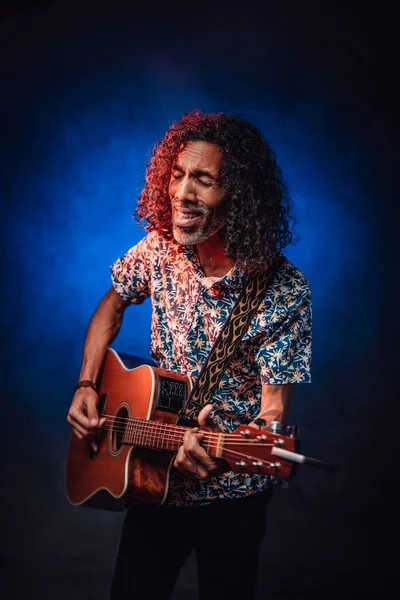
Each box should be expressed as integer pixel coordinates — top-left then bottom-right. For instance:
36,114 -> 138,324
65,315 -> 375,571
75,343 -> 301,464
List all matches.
67,388 -> 107,452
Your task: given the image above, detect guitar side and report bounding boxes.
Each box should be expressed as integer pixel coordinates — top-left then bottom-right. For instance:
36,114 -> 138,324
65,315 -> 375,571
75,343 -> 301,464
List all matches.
65,348 -> 192,510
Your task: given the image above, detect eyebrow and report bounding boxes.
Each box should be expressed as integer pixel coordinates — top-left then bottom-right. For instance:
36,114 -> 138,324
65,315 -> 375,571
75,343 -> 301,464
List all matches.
172,163 -> 218,181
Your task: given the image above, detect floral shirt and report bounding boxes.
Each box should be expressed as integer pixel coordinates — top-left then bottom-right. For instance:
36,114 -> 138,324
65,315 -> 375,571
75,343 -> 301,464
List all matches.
111,231 -> 312,507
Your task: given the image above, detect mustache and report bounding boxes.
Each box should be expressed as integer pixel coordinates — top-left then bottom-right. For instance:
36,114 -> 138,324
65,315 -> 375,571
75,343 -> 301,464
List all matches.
171,198 -> 209,215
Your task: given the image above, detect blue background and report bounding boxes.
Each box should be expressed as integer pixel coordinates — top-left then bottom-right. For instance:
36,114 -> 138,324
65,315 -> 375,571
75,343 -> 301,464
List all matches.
0,1 -> 394,599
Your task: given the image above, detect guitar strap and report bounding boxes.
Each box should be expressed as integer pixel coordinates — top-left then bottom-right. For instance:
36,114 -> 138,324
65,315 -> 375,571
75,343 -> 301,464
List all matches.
177,254 -> 286,426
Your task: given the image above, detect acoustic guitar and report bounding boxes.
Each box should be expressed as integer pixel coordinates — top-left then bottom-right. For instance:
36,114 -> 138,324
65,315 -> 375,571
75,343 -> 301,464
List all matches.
65,348 -> 333,511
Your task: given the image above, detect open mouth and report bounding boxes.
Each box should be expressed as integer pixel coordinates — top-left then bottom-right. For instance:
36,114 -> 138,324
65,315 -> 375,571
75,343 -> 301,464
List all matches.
173,208 -> 204,228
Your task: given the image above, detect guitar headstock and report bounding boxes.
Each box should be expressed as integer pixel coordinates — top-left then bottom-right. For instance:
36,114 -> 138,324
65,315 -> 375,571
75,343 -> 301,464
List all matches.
219,422 -> 300,477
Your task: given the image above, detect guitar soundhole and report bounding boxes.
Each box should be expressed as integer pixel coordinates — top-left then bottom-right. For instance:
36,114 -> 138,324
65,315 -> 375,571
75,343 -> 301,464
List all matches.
110,406 -> 129,454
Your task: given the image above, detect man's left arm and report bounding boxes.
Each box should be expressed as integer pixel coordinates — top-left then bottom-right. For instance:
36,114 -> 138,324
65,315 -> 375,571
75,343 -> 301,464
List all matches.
251,270 -> 312,429
249,383 -> 295,429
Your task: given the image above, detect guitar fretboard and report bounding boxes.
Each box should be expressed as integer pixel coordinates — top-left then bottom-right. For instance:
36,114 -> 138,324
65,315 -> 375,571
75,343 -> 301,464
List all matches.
119,417 -> 212,454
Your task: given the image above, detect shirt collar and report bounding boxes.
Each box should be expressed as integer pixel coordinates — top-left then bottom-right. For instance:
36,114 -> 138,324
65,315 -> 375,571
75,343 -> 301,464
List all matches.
181,245 -> 247,291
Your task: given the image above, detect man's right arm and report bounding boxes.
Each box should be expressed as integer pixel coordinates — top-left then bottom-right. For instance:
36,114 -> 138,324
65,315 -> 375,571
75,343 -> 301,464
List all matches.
67,286 -> 129,448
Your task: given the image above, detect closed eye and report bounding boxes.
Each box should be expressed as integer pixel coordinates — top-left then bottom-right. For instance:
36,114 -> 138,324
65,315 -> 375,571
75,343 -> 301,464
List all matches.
171,168 -> 183,179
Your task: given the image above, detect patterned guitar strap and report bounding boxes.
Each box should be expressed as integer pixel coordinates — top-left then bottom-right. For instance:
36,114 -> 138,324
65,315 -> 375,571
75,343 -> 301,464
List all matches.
177,255 -> 286,427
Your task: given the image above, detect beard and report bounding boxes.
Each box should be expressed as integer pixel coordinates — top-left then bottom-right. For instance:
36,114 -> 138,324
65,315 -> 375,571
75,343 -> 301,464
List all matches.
171,200 -> 225,246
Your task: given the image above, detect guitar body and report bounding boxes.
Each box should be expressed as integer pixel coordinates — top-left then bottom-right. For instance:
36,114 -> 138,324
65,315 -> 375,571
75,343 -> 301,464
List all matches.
65,348 -> 192,510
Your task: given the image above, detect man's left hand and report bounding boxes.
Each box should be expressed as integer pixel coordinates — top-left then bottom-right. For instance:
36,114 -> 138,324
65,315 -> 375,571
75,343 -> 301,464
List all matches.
173,404 -> 220,479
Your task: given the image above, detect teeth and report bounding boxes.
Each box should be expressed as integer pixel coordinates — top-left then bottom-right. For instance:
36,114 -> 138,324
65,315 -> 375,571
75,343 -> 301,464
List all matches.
177,210 -> 199,218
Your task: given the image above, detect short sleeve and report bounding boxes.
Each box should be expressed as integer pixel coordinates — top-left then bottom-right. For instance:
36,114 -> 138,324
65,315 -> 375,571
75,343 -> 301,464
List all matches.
256,282 -> 312,384
110,232 -> 157,304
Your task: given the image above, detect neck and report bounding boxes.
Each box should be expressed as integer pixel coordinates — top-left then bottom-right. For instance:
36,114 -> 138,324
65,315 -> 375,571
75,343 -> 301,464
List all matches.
196,233 -> 235,278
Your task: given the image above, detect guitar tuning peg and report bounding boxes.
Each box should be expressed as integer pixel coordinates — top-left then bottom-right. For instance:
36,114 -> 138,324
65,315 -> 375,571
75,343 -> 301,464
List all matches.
268,421 -> 283,433
285,425 -> 300,437
254,418 -> 266,429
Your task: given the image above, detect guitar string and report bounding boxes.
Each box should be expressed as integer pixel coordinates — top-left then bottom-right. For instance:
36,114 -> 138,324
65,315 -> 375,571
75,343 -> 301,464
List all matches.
84,417 -> 290,469
98,412 -> 271,437
87,426 -> 280,469
99,421 -> 276,443
96,422 -> 286,451
97,425 -> 278,446
87,430 -> 279,470
214,447 -> 278,465
97,413 -> 285,442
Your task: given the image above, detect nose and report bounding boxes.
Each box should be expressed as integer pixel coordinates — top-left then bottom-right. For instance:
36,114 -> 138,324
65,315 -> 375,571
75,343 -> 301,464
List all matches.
173,175 -> 196,201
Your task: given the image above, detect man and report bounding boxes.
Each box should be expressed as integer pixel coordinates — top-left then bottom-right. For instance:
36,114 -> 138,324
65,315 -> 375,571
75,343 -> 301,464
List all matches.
67,109 -> 312,599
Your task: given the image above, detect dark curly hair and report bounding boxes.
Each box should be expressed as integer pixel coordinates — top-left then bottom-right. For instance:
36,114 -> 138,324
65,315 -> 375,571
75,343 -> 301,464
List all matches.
135,109 -> 296,270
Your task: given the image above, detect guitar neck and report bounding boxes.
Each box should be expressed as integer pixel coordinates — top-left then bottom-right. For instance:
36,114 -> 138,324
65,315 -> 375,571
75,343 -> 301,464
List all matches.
110,415 -> 209,455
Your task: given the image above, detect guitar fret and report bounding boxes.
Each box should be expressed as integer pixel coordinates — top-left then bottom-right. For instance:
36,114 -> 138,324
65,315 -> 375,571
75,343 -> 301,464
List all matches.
169,426 -> 176,451
144,423 -> 148,447
134,420 -> 138,446
133,420 -> 137,446
139,422 -> 144,447
123,417 -> 129,445
144,421 -> 152,448
133,419 -> 138,445
128,417 -> 133,445
157,425 -> 163,450
151,423 -> 156,448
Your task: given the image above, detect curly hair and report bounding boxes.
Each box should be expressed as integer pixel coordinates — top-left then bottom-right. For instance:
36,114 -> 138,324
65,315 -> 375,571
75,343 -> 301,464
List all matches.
135,109 -> 296,270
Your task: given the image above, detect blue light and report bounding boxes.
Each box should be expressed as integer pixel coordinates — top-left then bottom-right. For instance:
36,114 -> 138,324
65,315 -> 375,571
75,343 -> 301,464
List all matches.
1,75 -> 379,414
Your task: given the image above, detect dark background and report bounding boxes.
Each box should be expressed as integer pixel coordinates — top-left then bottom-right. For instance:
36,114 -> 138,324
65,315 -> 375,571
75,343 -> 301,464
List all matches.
0,1 -> 397,598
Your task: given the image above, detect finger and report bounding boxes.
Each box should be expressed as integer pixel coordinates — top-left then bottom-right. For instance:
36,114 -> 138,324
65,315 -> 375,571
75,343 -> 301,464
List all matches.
67,411 -> 106,436
85,398 -> 99,428
67,410 -> 90,434
187,438 -> 220,475
174,447 -> 208,479
188,449 -> 217,473
67,414 -> 95,439
72,428 -> 83,440
68,405 -> 93,430
184,431 -> 218,474
181,427 -> 203,450
72,426 -> 98,453
198,403 -> 214,428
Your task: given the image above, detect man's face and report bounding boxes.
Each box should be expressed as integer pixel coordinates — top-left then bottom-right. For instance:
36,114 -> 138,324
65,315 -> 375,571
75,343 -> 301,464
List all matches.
169,141 -> 226,245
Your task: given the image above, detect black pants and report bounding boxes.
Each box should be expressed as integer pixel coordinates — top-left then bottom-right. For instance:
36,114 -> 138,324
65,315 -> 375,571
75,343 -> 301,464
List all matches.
110,488 -> 273,600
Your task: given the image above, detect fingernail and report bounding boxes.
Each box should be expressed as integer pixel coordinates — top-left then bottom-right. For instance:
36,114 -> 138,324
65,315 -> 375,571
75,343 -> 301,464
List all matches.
90,418 -> 98,427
